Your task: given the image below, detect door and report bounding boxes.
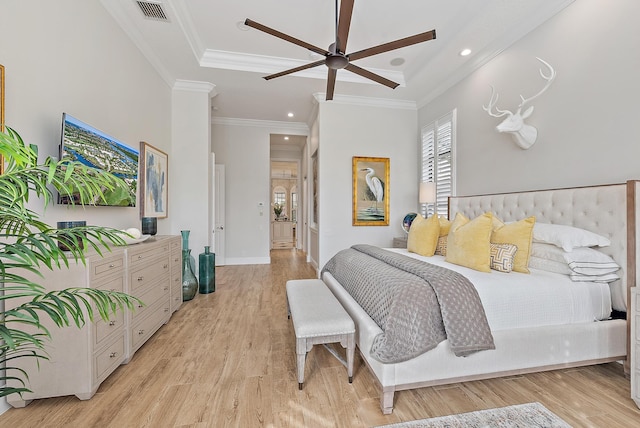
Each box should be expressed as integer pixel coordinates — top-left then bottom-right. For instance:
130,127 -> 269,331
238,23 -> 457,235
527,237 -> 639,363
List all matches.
214,163 -> 225,266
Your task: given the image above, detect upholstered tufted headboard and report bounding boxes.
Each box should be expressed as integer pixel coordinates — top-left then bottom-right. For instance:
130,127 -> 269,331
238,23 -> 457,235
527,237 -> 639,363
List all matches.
449,181 -> 638,312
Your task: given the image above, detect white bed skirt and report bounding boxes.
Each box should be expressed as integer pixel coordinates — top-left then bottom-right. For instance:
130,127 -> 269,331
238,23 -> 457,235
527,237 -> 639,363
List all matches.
322,271 -> 626,413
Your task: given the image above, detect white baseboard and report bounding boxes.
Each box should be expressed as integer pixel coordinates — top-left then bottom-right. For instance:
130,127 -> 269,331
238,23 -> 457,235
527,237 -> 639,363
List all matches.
223,257 -> 271,265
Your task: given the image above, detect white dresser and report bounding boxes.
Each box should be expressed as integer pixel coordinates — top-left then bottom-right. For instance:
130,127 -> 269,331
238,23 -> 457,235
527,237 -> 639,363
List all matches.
7,235 -> 181,408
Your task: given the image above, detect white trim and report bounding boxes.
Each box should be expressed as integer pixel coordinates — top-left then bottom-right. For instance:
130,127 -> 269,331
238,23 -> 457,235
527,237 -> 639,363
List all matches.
312,93 -> 416,110
224,257 -> 271,266
173,80 -> 216,95
200,49 -> 406,87
211,117 -> 309,133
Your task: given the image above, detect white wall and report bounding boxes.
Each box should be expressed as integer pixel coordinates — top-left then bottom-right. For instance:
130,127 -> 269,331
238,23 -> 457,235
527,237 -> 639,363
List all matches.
211,119 -> 308,264
0,0 -> 172,414
419,0 -> 640,196
0,0 -> 171,230
316,101 -> 419,268
171,84 -> 214,263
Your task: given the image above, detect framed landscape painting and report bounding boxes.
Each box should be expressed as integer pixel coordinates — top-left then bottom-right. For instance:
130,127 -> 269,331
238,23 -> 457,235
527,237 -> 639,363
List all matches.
140,141 -> 168,218
352,156 -> 389,226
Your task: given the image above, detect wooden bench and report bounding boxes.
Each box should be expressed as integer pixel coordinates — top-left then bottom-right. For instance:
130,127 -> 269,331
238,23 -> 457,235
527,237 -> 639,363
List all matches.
286,279 -> 355,390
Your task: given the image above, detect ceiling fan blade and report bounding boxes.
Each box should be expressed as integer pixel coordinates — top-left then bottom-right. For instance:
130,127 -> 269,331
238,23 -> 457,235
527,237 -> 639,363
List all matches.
263,59 -> 326,81
326,68 -> 337,100
244,19 -> 330,56
348,29 -> 436,62
335,0 -> 354,54
345,64 -> 399,89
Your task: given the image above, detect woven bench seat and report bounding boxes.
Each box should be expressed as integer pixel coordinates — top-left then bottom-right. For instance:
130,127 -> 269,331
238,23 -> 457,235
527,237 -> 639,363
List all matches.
286,279 -> 355,390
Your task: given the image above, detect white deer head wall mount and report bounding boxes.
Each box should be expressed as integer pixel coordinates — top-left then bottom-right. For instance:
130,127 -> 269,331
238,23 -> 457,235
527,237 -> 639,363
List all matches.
483,57 -> 556,150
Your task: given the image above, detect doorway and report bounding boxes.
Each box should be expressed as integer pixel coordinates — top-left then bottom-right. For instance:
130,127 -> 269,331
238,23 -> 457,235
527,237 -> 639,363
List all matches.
270,160 -> 298,249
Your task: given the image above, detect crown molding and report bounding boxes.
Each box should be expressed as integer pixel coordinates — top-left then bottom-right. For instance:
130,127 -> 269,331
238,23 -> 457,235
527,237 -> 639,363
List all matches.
200,49 -> 406,87
312,93 -> 416,111
173,79 -> 217,95
211,117 -> 309,133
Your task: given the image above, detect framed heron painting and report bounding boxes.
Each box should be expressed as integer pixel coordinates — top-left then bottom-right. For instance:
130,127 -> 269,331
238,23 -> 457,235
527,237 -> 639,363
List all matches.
352,156 -> 389,226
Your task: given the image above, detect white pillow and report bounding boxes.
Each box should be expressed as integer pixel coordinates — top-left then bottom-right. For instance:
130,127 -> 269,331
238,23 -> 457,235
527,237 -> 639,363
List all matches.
569,272 -> 620,283
531,243 -> 620,276
532,223 -> 610,252
528,256 -> 571,275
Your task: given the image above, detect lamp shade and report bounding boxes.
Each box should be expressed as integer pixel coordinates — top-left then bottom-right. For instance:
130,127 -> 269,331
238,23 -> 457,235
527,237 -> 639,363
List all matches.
419,182 -> 436,204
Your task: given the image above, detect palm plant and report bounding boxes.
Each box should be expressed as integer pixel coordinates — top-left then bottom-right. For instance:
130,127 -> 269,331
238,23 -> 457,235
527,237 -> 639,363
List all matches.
0,126 -> 140,398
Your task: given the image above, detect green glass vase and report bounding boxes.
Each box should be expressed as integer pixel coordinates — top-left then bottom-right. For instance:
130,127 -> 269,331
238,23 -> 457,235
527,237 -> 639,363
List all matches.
198,246 -> 215,294
182,249 -> 198,301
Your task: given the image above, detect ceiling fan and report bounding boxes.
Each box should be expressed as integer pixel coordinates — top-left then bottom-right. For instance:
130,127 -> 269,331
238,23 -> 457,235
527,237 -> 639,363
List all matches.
244,0 -> 436,100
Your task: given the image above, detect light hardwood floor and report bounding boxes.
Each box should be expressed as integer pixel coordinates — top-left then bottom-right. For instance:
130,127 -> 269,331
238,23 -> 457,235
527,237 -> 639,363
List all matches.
1,249 -> 639,427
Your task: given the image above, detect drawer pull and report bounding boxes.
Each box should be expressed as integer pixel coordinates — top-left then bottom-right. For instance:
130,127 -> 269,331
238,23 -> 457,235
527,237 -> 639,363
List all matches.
164,286 -> 169,291
137,303 -> 144,309
163,264 -> 168,269
109,320 -> 116,326
137,276 -> 144,281
138,255 -> 143,260
164,308 -> 169,313
109,352 -> 118,358
138,329 -> 145,335
109,263 -> 115,268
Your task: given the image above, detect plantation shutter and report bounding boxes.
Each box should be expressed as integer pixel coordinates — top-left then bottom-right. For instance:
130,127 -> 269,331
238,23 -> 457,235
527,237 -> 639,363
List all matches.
420,110 -> 455,217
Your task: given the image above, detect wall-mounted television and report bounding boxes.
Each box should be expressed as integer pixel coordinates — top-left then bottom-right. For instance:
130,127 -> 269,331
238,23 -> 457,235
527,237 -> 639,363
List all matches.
58,113 -> 139,206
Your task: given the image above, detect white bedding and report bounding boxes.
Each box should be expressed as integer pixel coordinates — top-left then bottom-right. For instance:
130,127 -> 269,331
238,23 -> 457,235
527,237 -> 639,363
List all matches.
386,248 -> 612,331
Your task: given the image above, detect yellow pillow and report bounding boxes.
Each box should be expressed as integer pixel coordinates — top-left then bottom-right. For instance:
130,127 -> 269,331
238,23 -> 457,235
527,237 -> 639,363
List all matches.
445,212 -> 493,272
491,216 -> 536,273
407,214 -> 440,256
438,217 -> 452,236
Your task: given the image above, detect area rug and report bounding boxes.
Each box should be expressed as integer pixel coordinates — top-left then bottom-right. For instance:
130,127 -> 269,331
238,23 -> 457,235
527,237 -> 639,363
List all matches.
374,402 -> 571,427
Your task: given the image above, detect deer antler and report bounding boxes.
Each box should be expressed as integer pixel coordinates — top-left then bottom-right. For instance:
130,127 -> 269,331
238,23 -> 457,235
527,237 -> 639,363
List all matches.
482,86 -> 512,118
518,57 -> 556,108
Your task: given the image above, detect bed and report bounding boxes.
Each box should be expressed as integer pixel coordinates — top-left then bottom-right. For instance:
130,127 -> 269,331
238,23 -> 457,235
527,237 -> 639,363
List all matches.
321,181 -> 639,414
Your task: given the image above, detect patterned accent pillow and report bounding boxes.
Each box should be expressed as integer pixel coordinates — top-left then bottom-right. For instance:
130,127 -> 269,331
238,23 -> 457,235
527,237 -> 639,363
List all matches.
491,216 -> 535,274
490,243 -> 518,273
435,236 -> 447,256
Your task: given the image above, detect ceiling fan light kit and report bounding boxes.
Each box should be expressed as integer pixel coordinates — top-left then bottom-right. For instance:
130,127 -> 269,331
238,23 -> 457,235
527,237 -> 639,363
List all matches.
244,0 -> 436,100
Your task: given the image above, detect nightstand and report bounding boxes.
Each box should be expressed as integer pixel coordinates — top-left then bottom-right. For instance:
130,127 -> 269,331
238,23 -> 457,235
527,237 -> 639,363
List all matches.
392,236 -> 408,248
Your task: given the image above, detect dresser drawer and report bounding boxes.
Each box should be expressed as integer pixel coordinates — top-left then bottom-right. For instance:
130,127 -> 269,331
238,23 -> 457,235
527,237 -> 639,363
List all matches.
94,310 -> 125,348
129,256 -> 170,294
130,277 -> 170,322
94,334 -> 125,384
130,301 -> 170,352
129,243 -> 171,268
90,253 -> 124,282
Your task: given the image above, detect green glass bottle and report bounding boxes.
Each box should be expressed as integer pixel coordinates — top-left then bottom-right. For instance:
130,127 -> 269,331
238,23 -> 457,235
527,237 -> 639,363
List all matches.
198,246 -> 215,294
182,249 -> 198,301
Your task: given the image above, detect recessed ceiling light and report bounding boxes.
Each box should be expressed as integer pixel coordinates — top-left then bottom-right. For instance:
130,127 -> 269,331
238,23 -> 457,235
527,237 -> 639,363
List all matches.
284,136 -> 289,140
236,21 -> 250,31
459,48 -> 472,57
287,112 -> 294,118
390,57 -> 405,66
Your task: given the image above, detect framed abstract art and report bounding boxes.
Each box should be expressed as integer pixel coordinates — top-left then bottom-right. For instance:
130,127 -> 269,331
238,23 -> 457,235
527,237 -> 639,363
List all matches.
139,141 -> 168,218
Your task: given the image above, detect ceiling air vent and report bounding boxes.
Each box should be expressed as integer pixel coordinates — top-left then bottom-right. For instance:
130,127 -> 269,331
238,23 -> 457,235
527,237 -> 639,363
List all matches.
135,1 -> 170,22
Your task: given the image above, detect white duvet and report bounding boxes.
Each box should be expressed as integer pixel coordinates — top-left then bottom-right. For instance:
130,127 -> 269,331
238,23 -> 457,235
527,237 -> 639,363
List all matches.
387,249 -> 612,331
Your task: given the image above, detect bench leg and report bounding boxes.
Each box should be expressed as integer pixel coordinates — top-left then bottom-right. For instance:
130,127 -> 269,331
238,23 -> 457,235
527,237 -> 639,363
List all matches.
296,337 -> 307,390
346,333 -> 355,383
